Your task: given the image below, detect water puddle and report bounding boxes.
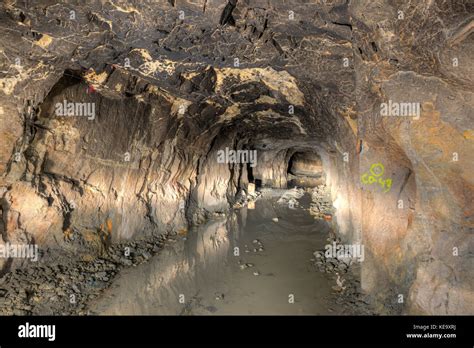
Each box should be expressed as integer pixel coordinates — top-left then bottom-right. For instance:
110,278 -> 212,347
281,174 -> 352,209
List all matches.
90,193 -> 334,315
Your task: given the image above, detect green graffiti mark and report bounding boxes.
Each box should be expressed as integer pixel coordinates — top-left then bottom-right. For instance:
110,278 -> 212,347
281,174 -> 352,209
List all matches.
369,163 -> 384,177
361,163 -> 392,193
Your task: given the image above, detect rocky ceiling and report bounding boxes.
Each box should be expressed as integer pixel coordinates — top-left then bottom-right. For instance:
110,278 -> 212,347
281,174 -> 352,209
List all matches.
0,0 -> 473,315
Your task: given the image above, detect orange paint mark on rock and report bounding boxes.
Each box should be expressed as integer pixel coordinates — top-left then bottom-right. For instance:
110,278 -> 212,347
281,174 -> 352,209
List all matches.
106,218 -> 113,235
462,130 -> 474,140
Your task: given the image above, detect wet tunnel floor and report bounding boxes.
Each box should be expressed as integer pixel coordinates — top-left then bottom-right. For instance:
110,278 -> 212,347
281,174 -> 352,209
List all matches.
90,192 -> 351,315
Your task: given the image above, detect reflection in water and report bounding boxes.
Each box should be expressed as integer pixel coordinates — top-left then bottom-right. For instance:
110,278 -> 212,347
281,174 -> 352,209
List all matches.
91,194 -> 333,315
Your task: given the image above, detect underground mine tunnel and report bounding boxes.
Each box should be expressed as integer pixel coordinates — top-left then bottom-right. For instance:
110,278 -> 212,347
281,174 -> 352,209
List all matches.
0,0 -> 473,318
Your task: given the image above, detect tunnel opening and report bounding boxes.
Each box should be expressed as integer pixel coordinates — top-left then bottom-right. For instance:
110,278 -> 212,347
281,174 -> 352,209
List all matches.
286,151 -> 325,188
246,162 -> 254,184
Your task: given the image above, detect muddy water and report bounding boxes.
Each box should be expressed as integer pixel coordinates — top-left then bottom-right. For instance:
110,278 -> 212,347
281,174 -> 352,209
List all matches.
90,194 -> 334,315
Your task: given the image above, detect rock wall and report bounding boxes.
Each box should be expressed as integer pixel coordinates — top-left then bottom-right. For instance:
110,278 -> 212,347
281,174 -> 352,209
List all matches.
350,0 -> 474,314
